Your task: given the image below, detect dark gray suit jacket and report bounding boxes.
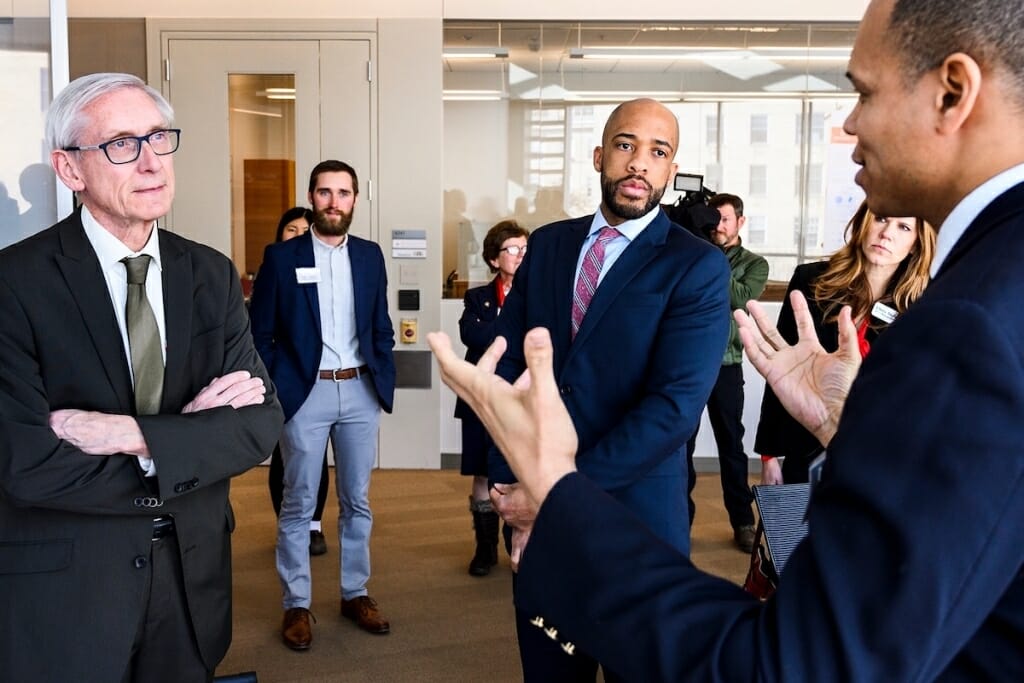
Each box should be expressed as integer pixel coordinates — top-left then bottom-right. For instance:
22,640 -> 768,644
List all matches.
0,210 -> 283,681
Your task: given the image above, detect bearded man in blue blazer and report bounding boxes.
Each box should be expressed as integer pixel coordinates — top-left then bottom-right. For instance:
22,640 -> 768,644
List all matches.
489,98 -> 731,682
249,160 -> 395,650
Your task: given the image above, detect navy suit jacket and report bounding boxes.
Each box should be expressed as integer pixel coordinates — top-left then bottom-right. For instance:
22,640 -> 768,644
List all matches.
249,230 -> 396,421
454,277 -> 501,421
493,210 -> 730,552
516,183 -> 1024,681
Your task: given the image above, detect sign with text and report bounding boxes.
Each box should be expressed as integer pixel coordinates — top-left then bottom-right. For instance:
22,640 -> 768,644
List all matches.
392,229 -> 427,259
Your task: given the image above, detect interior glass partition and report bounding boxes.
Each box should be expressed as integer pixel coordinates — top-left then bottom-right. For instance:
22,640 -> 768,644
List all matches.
443,21 -> 860,295
0,13 -> 57,250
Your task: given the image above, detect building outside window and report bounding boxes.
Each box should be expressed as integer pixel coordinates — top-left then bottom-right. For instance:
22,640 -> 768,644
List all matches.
443,20 -> 860,295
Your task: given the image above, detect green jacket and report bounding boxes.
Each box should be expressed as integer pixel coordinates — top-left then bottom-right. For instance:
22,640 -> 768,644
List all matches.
722,242 -> 769,365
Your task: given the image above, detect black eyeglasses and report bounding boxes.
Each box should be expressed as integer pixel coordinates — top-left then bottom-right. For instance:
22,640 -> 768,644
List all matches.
500,245 -> 527,256
64,129 -> 181,165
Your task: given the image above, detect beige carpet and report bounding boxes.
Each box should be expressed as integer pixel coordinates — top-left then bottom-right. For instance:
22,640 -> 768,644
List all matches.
216,468 -> 753,682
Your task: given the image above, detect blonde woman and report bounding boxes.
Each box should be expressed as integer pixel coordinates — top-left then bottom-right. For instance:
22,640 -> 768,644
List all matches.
755,200 -> 936,484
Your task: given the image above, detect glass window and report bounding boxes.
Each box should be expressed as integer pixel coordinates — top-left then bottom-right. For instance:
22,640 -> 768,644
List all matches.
749,165 -> 768,196
1,17 -> 57,250
705,115 -> 718,146
443,20 -> 859,296
750,114 -> 768,144
227,74 -> 297,277
747,215 -> 767,245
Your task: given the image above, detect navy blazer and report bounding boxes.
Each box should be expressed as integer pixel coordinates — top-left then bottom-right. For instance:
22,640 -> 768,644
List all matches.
249,230 -> 396,421
493,210 -> 730,552
454,277 -> 502,421
516,183 -> 1024,681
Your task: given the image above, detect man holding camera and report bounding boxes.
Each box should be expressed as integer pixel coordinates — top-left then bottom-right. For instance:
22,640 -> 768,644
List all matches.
685,193 -> 768,553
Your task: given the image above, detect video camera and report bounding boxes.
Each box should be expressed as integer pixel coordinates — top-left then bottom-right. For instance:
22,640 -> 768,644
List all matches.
664,172 -> 721,242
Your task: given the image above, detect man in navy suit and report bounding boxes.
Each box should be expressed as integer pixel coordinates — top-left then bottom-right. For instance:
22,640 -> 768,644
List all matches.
430,0 -> 1024,679
489,98 -> 731,681
249,160 -> 396,650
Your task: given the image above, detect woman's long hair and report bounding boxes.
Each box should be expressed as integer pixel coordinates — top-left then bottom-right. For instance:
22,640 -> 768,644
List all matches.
814,201 -> 936,325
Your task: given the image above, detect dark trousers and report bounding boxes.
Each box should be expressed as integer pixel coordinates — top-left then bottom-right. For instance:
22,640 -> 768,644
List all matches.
512,575 -> 627,683
686,364 -> 754,529
122,532 -> 212,683
269,443 -> 329,522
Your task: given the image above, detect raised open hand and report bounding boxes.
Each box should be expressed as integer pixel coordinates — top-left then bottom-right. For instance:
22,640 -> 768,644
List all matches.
736,290 -> 862,448
428,327 -> 578,509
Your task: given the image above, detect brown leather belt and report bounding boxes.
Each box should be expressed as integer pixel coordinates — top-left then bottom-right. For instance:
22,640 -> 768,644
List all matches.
318,365 -> 369,381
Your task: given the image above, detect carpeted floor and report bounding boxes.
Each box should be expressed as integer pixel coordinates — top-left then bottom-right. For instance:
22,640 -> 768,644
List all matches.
216,468 -> 754,682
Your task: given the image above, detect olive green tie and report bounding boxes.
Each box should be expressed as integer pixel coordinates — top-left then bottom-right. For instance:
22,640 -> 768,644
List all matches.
122,255 -> 164,415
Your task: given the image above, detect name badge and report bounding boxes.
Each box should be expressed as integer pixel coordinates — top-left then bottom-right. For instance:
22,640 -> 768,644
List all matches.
295,267 -> 321,284
871,301 -> 897,324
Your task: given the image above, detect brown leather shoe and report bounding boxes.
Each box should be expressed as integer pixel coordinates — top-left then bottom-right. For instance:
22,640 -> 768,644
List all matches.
281,607 -> 314,650
341,596 -> 390,634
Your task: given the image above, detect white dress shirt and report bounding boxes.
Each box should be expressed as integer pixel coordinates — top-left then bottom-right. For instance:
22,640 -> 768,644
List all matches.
311,229 -> 365,370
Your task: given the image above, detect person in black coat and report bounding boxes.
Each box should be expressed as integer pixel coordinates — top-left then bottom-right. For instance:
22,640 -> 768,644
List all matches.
754,200 -> 935,484
456,219 -> 529,575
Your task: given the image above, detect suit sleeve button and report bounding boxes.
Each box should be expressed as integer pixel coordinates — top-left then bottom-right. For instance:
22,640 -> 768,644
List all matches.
560,385 -> 571,395
133,556 -> 148,569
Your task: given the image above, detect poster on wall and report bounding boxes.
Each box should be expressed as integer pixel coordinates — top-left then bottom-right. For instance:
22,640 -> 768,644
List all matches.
823,125 -> 864,254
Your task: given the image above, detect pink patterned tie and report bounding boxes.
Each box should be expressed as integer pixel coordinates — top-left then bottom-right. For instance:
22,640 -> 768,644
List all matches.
572,226 -> 620,339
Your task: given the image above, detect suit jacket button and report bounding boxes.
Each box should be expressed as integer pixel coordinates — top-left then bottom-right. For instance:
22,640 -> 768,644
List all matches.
133,556 -> 148,569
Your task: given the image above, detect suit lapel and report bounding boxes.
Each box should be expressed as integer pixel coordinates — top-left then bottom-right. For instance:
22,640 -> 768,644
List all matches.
294,233 -> 322,332
554,218 -> 590,351
158,231 -> 192,411
936,182 -> 1024,279
348,236 -> 369,329
570,211 -> 668,348
54,216 -> 134,414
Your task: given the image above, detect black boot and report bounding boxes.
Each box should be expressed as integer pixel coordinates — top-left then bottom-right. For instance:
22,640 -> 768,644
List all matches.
469,497 -> 499,576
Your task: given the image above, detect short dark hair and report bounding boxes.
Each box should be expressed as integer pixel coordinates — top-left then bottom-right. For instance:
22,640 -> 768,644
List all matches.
482,220 -> 530,272
888,0 -> 1024,101
308,160 -> 359,196
275,206 -> 313,243
709,193 -> 744,218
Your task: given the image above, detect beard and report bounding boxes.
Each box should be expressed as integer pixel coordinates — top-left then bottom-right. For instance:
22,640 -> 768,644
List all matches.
313,207 -> 354,237
600,172 -> 666,221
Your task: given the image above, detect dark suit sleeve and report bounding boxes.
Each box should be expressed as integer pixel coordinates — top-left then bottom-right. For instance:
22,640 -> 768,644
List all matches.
248,242 -> 280,373
0,255 -> 282,512
0,277 -> 154,513
136,258 -> 283,501
489,251 -> 533,484
459,285 -> 499,355
519,298 -> 1024,681
369,243 -> 396,412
